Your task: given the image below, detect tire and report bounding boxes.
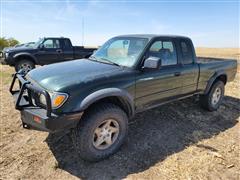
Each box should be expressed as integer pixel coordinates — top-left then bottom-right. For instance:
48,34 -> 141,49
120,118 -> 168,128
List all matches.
71,103 -> 128,162
200,80 -> 225,111
15,59 -> 35,73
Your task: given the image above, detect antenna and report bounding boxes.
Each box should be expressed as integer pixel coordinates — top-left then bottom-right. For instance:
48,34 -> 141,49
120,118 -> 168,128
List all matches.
82,17 -> 84,46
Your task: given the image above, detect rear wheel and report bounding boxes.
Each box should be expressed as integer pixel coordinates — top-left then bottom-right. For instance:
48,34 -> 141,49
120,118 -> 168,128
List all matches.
15,59 -> 35,73
200,80 -> 225,111
71,103 -> 128,162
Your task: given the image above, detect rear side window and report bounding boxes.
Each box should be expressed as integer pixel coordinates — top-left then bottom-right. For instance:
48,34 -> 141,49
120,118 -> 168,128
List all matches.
63,39 -> 72,49
180,40 -> 193,64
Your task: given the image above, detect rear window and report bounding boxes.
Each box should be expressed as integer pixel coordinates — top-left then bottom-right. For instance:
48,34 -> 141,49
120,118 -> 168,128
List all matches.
180,40 -> 193,64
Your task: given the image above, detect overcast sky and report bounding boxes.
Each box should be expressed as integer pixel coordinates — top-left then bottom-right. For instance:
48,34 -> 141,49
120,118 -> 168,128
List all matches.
1,0 -> 239,47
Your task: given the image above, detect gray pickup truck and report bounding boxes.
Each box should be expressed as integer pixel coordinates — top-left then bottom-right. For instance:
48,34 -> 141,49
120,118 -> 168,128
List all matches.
10,34 -> 237,161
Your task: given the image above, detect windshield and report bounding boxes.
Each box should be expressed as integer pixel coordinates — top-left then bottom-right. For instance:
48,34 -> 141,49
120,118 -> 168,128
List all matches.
92,37 -> 149,67
25,42 -> 35,47
33,38 -> 44,48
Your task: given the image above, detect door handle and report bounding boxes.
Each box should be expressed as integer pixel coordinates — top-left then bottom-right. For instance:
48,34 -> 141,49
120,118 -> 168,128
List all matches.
56,49 -> 62,53
174,72 -> 181,76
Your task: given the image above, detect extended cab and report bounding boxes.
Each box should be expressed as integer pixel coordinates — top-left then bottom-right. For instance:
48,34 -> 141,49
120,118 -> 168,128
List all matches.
10,35 -> 237,161
2,37 -> 97,72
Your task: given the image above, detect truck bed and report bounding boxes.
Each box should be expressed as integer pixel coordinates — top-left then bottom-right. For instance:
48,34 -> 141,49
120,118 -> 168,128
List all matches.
73,46 -> 97,59
197,57 -> 237,93
197,56 -> 236,63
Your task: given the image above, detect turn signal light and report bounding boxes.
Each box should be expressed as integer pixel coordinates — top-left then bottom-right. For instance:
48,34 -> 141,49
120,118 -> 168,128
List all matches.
53,95 -> 67,108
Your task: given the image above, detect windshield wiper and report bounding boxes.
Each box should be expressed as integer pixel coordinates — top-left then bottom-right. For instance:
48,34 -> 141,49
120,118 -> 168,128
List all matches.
88,55 -> 103,63
89,55 -> 98,60
89,56 -> 121,67
99,57 -> 121,67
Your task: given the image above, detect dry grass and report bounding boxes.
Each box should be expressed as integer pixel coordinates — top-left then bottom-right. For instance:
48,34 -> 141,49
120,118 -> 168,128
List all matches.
196,47 -> 240,60
0,48 -> 239,180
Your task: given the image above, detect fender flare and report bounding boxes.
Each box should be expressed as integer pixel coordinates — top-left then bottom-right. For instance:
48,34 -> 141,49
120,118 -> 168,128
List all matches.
78,88 -> 135,117
204,70 -> 227,94
13,53 -> 38,64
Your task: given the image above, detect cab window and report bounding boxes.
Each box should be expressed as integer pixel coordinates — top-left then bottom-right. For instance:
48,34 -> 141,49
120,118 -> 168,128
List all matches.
43,39 -> 60,49
147,40 -> 177,66
180,40 -> 194,64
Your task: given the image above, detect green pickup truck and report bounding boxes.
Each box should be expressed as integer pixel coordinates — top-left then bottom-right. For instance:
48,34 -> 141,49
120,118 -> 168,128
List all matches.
10,34 -> 237,161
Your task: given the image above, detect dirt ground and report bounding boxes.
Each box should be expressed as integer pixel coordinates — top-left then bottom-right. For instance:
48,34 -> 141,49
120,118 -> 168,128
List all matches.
0,48 -> 239,180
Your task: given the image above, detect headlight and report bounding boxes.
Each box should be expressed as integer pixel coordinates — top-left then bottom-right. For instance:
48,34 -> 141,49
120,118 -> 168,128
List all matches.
5,52 -> 9,58
39,92 -> 68,109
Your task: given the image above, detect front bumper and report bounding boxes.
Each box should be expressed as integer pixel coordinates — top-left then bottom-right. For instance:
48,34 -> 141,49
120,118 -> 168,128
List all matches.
10,72 -> 83,133
0,58 -> 6,64
20,105 -> 83,132
0,52 -> 14,65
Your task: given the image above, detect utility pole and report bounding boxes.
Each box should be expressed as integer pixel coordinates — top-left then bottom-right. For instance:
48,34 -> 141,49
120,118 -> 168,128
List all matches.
82,17 -> 84,46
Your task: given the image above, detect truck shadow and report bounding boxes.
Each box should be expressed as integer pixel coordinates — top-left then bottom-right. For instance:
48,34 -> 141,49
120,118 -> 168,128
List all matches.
46,96 -> 239,180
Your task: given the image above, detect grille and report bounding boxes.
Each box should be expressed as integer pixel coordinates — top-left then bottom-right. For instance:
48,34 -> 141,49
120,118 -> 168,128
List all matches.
23,76 -> 48,109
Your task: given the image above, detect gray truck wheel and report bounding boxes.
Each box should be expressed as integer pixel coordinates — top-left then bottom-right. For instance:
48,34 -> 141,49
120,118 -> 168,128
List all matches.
200,80 -> 225,111
15,59 -> 35,73
71,103 -> 128,162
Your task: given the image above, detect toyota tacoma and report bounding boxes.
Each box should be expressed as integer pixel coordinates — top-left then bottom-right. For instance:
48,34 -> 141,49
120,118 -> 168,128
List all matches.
10,34 -> 237,161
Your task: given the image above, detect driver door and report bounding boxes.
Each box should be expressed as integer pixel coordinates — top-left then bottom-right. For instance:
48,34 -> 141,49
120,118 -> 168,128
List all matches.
135,38 -> 183,110
36,39 -> 62,65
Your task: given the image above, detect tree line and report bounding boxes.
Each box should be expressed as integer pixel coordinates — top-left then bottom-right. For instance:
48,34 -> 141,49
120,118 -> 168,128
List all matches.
0,37 -> 20,50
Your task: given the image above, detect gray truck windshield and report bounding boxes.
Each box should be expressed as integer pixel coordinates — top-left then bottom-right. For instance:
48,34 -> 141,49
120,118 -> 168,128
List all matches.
33,38 -> 44,48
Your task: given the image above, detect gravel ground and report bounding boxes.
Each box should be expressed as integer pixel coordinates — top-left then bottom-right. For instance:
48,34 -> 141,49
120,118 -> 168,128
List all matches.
0,60 -> 239,180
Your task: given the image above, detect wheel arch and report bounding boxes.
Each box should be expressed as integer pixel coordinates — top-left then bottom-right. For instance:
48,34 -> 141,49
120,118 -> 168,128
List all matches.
204,71 -> 227,94
78,88 -> 135,118
14,53 -> 37,64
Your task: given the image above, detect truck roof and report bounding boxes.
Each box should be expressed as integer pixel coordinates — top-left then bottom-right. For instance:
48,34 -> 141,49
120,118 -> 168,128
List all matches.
115,34 -> 190,40
43,37 -> 69,39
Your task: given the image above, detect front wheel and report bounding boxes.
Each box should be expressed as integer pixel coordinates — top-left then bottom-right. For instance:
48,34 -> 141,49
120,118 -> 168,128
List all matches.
200,80 -> 225,111
15,59 -> 35,73
71,103 -> 128,162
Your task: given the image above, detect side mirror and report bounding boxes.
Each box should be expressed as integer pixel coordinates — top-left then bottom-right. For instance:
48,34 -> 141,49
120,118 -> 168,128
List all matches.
143,56 -> 161,69
39,44 -> 44,49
